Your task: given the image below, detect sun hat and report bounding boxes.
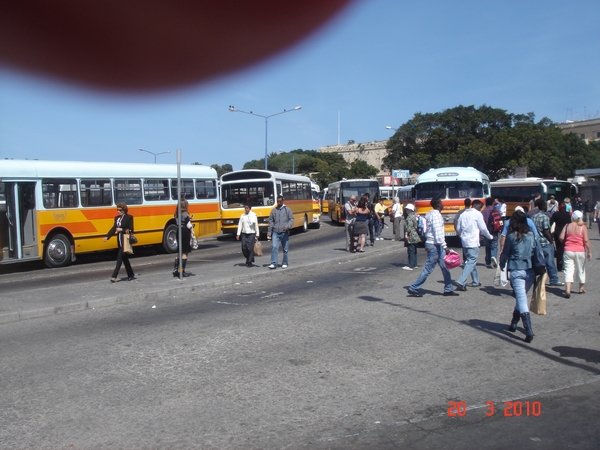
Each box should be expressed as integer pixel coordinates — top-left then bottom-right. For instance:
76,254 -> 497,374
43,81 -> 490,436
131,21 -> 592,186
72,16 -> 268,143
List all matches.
572,210 -> 583,220
405,203 -> 415,211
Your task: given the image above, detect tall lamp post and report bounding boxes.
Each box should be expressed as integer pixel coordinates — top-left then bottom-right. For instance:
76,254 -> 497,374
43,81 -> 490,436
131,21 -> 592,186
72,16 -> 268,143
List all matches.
229,105 -> 302,170
139,148 -> 171,163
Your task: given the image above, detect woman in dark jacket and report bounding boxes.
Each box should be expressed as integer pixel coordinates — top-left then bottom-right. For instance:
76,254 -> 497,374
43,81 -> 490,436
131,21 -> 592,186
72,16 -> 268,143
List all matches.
103,202 -> 135,282
499,211 -> 541,343
551,202 -> 571,271
173,198 -> 193,277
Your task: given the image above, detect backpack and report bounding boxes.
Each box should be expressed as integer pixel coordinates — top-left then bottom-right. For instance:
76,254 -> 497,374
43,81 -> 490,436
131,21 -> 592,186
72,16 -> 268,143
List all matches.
416,214 -> 426,238
487,210 -> 503,233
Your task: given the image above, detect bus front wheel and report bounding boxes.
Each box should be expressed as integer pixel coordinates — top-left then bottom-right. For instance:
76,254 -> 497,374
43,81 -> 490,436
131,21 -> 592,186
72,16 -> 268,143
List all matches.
163,224 -> 179,253
44,233 -> 72,268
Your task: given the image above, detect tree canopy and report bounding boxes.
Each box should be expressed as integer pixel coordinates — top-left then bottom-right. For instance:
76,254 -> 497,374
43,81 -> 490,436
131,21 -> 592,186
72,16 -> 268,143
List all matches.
382,105 -> 600,180
241,149 -> 378,188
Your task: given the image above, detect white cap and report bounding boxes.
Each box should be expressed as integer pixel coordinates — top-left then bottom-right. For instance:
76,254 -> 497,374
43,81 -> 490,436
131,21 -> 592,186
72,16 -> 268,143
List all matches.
572,210 -> 583,220
405,203 -> 415,211
514,206 -> 525,213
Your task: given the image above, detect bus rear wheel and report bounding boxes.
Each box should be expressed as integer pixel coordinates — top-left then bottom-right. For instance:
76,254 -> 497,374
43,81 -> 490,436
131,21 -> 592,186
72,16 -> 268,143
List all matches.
162,224 -> 179,253
44,233 -> 72,268
302,215 -> 308,232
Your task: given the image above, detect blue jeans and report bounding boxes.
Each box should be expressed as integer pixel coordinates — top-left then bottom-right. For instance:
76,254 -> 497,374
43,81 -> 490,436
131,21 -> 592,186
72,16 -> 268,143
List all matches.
406,243 -> 418,268
457,247 -> 479,286
483,234 -> 498,266
541,244 -> 560,284
409,244 -> 454,293
510,269 -> 535,313
271,231 -> 289,266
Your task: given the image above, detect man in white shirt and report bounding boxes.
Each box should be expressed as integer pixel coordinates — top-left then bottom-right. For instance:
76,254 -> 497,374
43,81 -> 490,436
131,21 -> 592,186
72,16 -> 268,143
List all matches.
455,199 -> 493,290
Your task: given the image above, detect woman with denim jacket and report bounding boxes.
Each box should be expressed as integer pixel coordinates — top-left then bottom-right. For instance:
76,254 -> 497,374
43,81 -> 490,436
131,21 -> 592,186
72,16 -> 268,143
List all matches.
499,211 -> 539,343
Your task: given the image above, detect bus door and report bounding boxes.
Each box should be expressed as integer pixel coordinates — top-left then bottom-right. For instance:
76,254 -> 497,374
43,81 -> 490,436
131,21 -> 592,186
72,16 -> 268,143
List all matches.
1,182 -> 38,262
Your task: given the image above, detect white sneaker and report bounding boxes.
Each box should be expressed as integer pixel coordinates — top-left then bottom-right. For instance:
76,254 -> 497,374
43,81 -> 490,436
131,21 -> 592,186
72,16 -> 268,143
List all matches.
282,265 -> 288,269
268,264 -> 276,269
402,266 -> 414,271
491,256 -> 498,268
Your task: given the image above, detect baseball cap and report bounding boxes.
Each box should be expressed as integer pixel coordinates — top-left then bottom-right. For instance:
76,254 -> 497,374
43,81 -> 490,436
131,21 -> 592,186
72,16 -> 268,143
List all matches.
572,210 -> 583,220
514,206 -> 525,213
405,203 -> 415,211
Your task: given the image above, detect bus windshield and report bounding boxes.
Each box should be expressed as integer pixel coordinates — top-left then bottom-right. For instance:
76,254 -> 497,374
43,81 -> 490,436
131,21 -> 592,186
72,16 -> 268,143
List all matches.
340,181 -> 379,204
221,181 -> 275,208
414,181 -> 483,200
544,181 -> 576,202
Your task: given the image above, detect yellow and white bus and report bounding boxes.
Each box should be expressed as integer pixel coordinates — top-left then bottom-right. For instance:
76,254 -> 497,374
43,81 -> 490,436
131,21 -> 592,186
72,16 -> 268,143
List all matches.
220,170 -> 313,235
327,179 -> 380,223
0,160 -> 220,267
413,167 -> 490,236
491,177 -> 578,217
311,181 -> 321,228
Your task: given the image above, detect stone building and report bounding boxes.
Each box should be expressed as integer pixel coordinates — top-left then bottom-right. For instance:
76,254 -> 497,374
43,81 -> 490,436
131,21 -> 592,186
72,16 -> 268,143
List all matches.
557,118 -> 600,143
318,140 -> 389,176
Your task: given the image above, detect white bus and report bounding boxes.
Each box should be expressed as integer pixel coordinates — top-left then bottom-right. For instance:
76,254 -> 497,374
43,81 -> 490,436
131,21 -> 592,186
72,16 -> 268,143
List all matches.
0,160 -> 220,267
220,170 -> 314,235
413,167 -> 491,236
311,181 -> 321,228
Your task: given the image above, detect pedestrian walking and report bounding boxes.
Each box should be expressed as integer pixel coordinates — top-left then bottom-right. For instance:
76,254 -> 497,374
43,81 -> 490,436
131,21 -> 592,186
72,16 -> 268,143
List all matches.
559,210 -> 592,298
104,202 -> 135,282
532,199 -> 563,287
236,203 -> 260,267
267,195 -> 294,269
403,203 -> 420,270
583,196 -> 594,228
344,195 -> 357,251
391,197 -> 404,241
481,197 -> 499,268
407,198 -> 457,297
550,202 -> 571,271
499,210 -> 542,343
374,197 -> 387,240
172,198 -> 193,277
455,199 -> 493,290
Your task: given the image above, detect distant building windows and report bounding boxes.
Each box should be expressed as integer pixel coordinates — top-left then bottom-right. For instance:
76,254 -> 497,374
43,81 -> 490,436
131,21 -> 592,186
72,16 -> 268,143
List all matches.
580,133 -> 586,139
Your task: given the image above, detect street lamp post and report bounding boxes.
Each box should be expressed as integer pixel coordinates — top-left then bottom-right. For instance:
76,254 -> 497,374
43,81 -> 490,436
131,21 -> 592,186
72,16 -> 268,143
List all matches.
139,148 -> 171,163
229,105 -> 302,170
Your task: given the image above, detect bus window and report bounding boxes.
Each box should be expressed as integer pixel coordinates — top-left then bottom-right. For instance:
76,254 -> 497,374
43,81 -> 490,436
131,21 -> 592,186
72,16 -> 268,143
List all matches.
143,179 -> 169,202
114,179 -> 143,205
42,179 -> 78,208
170,179 -> 194,200
81,179 -> 112,206
195,179 -> 217,199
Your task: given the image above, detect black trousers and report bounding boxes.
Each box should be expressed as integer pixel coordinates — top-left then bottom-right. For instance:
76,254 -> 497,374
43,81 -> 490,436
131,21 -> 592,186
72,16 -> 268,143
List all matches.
111,247 -> 134,279
240,233 -> 256,264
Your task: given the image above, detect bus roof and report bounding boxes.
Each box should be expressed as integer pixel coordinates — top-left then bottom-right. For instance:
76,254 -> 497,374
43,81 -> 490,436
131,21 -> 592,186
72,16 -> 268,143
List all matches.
220,169 -> 310,183
0,159 -> 217,180
491,177 -> 569,184
415,167 -> 489,184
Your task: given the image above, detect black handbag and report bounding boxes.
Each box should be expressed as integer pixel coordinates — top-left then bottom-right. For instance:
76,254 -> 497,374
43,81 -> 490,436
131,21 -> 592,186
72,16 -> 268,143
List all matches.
128,231 -> 138,245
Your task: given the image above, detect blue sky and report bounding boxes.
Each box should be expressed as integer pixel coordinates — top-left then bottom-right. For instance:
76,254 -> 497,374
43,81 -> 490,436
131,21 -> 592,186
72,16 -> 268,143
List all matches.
1,0 -> 599,170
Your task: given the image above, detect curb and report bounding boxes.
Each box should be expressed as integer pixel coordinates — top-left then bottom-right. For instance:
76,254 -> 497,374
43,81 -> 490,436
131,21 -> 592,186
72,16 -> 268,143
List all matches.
0,241 -> 403,324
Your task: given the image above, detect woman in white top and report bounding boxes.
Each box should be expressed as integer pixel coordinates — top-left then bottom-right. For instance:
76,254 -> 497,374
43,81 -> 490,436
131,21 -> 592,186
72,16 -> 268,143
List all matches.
236,203 -> 260,267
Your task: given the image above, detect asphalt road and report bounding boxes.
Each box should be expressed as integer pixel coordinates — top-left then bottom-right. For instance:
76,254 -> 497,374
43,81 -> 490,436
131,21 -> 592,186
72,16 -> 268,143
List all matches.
1,216 -> 599,449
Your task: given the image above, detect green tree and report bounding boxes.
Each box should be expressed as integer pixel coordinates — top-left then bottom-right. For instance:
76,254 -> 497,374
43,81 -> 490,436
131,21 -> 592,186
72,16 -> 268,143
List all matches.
383,105 -> 600,180
347,160 -> 378,179
210,163 -> 233,178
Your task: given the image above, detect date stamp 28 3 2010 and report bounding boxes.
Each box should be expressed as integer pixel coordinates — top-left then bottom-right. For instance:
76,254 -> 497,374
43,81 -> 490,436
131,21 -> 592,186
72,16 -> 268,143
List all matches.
448,401 -> 541,417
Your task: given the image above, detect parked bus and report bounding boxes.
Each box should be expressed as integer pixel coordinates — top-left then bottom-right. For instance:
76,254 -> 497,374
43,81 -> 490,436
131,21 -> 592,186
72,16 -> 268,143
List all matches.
327,179 -> 380,223
491,177 -> 578,217
321,187 -> 329,214
413,167 -> 491,236
220,170 -> 313,235
0,160 -> 220,267
310,181 -> 321,228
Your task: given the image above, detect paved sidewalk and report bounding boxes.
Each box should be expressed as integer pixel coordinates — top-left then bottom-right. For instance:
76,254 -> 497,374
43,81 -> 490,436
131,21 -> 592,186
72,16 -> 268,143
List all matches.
0,224 -> 402,324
